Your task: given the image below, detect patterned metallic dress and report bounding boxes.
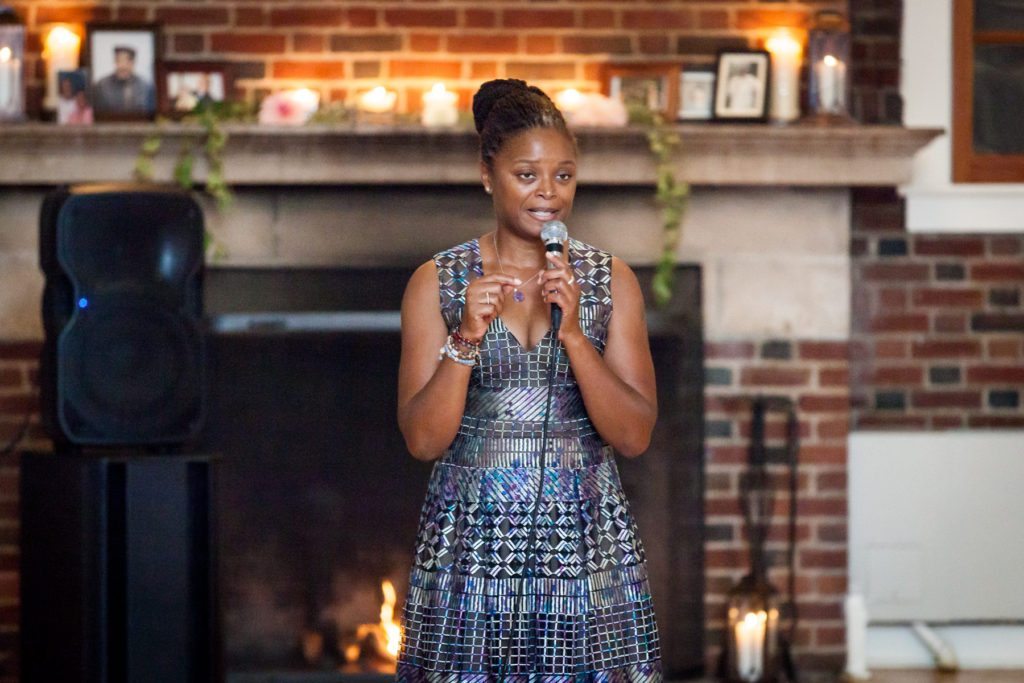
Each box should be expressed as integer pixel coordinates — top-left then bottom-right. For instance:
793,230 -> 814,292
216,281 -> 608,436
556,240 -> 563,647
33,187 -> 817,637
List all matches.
397,238 -> 662,683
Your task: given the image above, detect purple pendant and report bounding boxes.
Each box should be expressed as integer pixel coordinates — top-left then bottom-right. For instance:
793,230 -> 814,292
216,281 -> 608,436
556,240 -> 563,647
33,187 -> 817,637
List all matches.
513,290 -> 525,303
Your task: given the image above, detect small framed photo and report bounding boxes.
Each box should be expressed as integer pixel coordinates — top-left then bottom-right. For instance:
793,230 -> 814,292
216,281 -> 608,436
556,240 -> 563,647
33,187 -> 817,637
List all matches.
162,62 -> 232,115
84,22 -> 161,121
713,51 -> 770,122
678,69 -> 716,121
603,62 -> 680,120
57,69 -> 94,125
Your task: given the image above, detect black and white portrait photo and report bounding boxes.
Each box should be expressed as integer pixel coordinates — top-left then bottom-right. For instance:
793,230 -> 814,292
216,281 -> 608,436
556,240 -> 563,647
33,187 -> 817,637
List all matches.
714,51 -> 769,121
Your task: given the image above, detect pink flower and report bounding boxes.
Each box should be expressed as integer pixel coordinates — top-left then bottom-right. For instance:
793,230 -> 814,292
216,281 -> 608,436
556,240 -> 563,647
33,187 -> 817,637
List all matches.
258,89 -> 320,125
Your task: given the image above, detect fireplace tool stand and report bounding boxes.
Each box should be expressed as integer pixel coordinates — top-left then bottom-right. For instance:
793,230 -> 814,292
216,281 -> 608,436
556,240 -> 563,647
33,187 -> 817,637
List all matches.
719,396 -> 801,683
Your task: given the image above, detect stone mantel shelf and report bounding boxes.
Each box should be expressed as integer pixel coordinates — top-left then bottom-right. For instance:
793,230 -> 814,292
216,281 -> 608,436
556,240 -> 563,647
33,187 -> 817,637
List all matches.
0,122 -> 942,187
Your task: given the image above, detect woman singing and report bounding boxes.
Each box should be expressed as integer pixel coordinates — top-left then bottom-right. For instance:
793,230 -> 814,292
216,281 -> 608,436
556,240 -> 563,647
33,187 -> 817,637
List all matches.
397,79 -> 662,682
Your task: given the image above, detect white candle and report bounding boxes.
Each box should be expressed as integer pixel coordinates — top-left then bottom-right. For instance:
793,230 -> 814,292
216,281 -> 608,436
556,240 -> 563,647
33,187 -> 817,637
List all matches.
358,85 -> 396,114
765,29 -> 802,123
554,88 -> 586,114
289,87 -> 320,116
844,590 -> 871,679
420,82 -> 457,128
735,611 -> 767,682
814,54 -> 846,114
43,26 -> 80,111
0,46 -> 17,112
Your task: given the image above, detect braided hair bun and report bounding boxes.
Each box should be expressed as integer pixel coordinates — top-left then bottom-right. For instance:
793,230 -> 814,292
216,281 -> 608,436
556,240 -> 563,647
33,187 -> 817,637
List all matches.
471,79 -> 573,168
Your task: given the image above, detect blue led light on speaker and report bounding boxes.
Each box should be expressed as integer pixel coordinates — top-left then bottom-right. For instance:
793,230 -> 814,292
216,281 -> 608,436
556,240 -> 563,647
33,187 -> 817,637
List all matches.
77,297 -> 88,309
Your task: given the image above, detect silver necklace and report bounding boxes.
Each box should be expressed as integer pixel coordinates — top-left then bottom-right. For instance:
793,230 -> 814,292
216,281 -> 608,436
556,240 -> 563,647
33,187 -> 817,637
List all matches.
492,232 -> 525,303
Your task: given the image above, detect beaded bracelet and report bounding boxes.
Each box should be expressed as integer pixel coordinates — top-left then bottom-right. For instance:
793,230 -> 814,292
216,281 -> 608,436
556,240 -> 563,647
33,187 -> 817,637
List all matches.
439,334 -> 479,367
452,328 -> 481,348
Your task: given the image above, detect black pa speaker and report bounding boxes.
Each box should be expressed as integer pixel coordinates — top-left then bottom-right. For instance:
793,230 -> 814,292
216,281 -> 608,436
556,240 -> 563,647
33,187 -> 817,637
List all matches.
39,184 -> 206,447
20,452 -> 218,683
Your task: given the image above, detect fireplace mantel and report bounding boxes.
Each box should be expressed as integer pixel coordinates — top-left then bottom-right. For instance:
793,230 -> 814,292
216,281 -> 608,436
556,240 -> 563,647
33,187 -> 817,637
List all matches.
0,122 -> 940,187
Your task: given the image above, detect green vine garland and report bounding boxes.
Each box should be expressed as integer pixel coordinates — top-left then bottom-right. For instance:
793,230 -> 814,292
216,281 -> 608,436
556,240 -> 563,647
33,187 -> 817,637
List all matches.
629,105 -> 690,308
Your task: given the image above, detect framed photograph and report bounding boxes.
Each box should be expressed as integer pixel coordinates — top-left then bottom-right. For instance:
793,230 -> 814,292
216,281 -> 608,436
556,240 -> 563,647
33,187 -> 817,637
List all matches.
84,23 -> 161,121
713,50 -> 770,122
161,61 -> 232,115
602,63 -> 680,120
678,69 -> 716,121
56,69 -> 94,125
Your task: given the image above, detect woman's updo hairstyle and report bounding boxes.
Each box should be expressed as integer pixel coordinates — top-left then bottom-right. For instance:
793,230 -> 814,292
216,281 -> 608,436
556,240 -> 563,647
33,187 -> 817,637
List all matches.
472,79 -> 574,169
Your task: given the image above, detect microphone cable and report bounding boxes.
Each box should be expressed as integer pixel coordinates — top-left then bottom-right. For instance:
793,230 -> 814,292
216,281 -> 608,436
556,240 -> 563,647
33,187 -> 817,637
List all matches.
497,329 -> 559,683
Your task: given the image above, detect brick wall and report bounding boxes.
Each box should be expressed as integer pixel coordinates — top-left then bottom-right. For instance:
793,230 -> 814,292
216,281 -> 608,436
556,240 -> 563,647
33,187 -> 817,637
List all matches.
11,0 -> 846,116
0,341 -> 46,681
704,340 -> 850,672
850,190 -> 1024,429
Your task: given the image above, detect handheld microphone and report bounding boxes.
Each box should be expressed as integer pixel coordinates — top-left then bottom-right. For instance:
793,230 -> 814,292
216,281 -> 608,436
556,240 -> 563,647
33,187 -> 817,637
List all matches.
540,220 -> 568,331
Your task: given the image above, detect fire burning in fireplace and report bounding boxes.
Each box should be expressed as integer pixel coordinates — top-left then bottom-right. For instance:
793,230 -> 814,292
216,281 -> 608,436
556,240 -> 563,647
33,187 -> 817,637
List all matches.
344,579 -> 402,665
301,578 -> 403,673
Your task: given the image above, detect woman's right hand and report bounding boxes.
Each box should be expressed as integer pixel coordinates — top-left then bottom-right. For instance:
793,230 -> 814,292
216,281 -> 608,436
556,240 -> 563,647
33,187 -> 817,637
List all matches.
460,274 -> 521,341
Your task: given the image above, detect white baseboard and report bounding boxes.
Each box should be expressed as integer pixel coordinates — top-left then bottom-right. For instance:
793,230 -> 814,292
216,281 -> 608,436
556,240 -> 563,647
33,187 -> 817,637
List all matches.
868,625 -> 1024,669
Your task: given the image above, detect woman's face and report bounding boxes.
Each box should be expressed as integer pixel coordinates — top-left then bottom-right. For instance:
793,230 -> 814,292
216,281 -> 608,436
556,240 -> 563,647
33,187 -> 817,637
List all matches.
482,126 -> 577,238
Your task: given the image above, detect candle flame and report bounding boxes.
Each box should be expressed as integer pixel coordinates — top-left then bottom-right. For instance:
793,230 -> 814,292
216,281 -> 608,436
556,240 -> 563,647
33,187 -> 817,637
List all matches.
555,88 -> 586,113
45,26 -> 81,55
0,47 -> 10,63
765,28 -> 802,57
823,54 -> 839,67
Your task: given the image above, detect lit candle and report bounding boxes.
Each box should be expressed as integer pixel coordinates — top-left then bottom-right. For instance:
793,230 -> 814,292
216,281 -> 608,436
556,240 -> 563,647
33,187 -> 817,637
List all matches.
0,46 -> 18,112
43,26 -> 81,112
554,88 -> 586,114
735,611 -> 767,682
420,82 -> 457,128
765,28 -> 802,123
358,85 -> 396,114
289,87 -> 320,116
814,54 -> 846,114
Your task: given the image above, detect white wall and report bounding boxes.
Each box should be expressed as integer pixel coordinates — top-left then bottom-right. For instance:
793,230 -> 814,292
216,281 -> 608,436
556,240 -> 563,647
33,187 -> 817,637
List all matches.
849,431 -> 1024,667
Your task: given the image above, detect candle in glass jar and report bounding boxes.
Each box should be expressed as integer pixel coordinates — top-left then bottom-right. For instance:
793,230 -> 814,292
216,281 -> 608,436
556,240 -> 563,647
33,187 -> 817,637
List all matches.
735,611 -> 767,682
358,85 -> 396,114
814,54 -> 846,113
43,26 -> 80,111
420,83 -> 457,128
765,29 -> 802,123
0,46 -> 18,112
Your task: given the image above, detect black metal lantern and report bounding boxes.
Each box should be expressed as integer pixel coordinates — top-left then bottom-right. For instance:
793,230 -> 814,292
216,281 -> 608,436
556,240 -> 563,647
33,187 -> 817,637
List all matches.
721,398 -> 800,683
0,5 -> 25,121
807,10 -> 852,121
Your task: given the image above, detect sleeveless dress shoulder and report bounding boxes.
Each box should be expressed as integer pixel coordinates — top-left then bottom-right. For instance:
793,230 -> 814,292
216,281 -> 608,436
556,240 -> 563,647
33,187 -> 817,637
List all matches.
397,237 -> 662,683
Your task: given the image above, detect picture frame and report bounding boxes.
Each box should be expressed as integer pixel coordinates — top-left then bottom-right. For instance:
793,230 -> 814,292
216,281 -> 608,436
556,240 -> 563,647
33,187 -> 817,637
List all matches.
678,68 -> 716,121
602,62 -> 680,121
56,68 -> 94,126
161,61 -> 232,115
84,22 -> 161,121
713,50 -> 770,122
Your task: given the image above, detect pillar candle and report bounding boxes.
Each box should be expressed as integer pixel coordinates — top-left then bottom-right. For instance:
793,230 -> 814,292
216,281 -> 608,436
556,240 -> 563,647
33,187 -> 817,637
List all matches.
814,54 -> 847,113
358,86 -> 396,114
44,26 -> 80,111
0,46 -> 18,112
735,611 -> 766,682
421,83 -> 457,128
765,29 -> 803,123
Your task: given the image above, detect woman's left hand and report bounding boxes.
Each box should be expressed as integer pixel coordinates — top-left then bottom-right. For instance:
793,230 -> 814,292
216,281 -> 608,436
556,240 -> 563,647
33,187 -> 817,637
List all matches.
539,251 -> 582,341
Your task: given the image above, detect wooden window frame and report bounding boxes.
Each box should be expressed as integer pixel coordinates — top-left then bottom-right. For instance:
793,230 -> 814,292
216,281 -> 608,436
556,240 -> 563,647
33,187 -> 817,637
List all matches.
952,0 -> 1024,182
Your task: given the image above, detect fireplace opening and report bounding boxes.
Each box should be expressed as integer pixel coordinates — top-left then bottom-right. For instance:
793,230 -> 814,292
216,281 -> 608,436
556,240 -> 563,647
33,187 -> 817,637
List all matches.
201,265 -> 705,681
